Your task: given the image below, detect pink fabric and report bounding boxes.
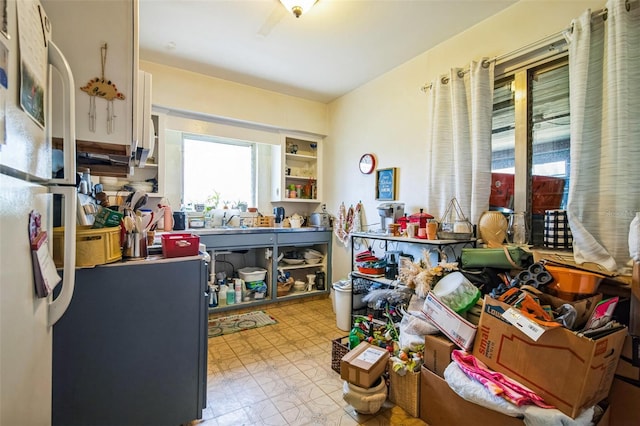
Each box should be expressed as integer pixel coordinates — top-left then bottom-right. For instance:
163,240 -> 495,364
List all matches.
451,349 -> 554,409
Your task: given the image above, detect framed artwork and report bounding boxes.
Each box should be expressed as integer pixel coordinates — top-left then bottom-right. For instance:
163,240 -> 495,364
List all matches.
376,167 -> 397,201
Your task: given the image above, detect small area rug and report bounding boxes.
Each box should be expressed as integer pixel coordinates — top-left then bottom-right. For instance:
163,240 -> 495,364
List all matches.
208,311 -> 277,338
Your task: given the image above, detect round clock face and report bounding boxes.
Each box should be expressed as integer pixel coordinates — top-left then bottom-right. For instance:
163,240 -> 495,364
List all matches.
359,154 -> 376,174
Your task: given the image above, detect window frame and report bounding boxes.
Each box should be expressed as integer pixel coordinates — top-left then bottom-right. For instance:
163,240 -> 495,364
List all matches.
492,53 -> 570,243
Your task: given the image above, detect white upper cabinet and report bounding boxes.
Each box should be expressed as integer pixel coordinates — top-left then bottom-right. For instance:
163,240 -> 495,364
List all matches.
44,0 -> 137,149
272,134 -> 323,204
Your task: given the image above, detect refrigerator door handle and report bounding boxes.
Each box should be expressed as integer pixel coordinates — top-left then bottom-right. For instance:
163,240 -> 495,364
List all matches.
48,41 -> 76,186
48,185 -> 77,327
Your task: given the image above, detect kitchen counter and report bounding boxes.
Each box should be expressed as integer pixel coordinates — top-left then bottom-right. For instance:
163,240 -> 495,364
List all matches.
175,226 -> 331,235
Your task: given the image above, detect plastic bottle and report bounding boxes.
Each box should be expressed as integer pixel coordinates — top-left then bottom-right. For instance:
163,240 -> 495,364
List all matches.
163,204 -> 173,231
208,285 -> 218,308
235,279 -> 243,303
226,284 -> 235,305
218,283 -> 228,306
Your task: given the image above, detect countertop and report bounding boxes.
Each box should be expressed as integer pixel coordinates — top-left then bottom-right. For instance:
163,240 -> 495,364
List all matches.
169,226 -> 331,235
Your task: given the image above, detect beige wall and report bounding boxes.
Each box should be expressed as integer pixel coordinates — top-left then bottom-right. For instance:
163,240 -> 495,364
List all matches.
140,60 -> 328,136
141,1 -> 605,283
326,0 -> 604,281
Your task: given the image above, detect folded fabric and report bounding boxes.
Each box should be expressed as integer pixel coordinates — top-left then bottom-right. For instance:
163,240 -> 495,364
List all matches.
451,349 -> 553,409
444,363 -> 595,426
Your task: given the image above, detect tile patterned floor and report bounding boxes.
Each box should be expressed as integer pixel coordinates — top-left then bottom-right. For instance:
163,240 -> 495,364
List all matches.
190,296 -> 428,426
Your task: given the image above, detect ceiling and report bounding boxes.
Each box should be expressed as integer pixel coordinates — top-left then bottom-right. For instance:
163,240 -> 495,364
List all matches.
139,0 -> 518,103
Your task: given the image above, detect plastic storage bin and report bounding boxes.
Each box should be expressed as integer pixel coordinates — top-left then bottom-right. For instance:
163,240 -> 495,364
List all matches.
53,225 -> 122,267
161,233 -> 200,258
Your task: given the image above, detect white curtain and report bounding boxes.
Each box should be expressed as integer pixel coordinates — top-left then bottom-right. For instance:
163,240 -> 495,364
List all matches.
425,61 -> 494,225
567,0 -> 640,272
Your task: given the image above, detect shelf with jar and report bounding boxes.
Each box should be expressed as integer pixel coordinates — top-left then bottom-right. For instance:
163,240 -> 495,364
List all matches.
272,134 -> 323,203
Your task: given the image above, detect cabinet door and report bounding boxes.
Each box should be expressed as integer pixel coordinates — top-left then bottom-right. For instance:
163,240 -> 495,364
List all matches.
272,134 -> 323,203
45,0 -> 136,148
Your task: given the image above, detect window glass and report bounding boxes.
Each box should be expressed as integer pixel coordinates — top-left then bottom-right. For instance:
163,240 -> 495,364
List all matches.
490,76 -> 516,210
490,58 -> 570,246
182,136 -> 255,208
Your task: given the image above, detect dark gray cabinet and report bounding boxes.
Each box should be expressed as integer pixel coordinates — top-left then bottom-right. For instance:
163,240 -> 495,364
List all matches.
200,229 -> 332,313
52,257 -> 207,426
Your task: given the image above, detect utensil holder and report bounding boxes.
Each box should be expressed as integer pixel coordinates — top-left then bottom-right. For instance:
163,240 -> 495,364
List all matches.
123,232 -> 148,259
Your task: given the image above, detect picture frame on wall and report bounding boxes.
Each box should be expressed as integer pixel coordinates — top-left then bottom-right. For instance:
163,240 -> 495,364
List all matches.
376,167 -> 397,201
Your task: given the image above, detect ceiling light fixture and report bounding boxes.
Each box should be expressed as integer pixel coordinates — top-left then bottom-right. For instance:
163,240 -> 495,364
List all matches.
279,0 -> 317,18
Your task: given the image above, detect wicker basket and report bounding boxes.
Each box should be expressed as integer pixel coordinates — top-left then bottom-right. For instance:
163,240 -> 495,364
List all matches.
388,359 -> 421,417
277,278 -> 294,297
331,336 -> 350,374
256,215 -> 275,227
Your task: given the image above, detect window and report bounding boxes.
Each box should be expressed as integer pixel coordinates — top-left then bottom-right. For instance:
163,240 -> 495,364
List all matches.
491,56 -> 570,245
182,135 -> 256,208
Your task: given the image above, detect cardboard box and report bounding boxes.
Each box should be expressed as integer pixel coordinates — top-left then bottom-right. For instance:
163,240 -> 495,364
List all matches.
608,377 -> 640,426
472,296 -> 626,418
419,366 -> 610,426
422,292 -> 477,351
423,334 -> 456,378
388,359 -> 420,417
419,366 -> 524,426
615,334 -> 640,381
340,342 -> 389,388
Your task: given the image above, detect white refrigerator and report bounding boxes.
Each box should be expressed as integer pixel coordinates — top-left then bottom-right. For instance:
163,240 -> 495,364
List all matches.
0,1 -> 78,424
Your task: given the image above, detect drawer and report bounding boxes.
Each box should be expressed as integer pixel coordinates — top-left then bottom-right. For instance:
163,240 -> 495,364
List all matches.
200,232 -> 275,249
277,231 -> 331,245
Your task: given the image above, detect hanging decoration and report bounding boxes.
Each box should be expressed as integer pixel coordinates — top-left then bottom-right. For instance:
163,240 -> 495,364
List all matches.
80,43 -> 125,134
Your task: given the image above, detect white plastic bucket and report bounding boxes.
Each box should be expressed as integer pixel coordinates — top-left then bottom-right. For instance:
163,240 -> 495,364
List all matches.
332,280 -> 352,331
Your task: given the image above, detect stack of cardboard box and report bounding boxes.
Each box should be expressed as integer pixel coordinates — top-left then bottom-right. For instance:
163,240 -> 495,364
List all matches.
418,291 -> 625,425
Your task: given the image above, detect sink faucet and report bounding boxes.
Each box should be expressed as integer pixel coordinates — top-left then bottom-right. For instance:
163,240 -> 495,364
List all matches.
222,213 -> 239,227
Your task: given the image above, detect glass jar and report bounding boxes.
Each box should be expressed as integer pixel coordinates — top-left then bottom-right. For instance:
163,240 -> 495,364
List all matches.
507,212 -> 529,245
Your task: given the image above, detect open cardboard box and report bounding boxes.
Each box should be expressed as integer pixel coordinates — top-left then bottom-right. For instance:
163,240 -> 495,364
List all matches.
422,292 -> 477,351
419,366 -> 611,426
472,296 -> 626,418
423,334 -> 456,378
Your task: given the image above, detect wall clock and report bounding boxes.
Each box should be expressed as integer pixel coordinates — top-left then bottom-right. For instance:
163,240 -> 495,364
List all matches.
359,153 -> 376,174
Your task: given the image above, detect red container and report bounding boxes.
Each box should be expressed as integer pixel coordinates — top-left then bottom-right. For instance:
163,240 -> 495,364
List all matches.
409,209 -> 434,229
161,233 -> 200,258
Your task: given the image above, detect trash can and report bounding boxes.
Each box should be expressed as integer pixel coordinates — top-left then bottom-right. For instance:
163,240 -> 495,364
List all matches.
333,280 -> 352,331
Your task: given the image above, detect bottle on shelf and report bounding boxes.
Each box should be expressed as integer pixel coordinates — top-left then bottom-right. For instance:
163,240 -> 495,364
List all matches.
218,282 -> 228,307
226,284 -> 235,305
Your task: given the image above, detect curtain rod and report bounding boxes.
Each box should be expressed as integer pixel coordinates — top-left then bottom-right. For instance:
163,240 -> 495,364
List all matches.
419,2 -> 629,93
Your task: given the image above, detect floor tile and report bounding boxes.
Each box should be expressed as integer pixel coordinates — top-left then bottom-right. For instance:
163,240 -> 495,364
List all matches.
204,296 -> 426,425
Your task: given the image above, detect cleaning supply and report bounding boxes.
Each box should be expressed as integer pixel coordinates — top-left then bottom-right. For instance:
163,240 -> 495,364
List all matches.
234,278 -> 243,303
226,283 -> 235,305
218,283 -> 228,306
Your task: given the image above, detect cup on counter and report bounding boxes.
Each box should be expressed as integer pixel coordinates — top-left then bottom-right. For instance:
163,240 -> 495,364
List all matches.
427,220 -> 438,240
407,223 -> 418,238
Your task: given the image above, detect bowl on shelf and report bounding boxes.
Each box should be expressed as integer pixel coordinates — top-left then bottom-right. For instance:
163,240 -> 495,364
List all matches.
282,258 -> 305,265
304,248 -> 323,259
305,257 -> 322,265
293,280 -> 306,292
357,266 -> 385,276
